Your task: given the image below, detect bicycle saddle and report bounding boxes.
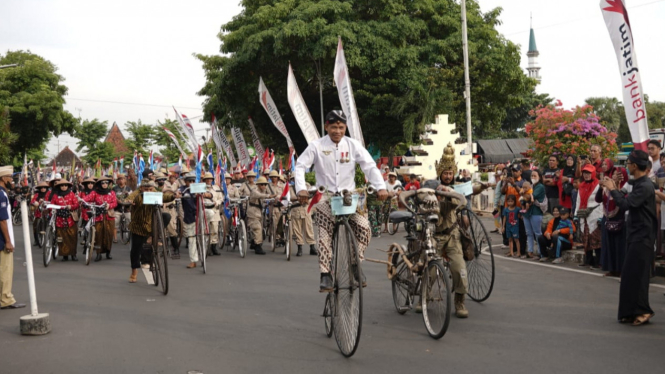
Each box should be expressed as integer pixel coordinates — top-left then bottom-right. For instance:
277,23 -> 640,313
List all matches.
389,211 -> 412,223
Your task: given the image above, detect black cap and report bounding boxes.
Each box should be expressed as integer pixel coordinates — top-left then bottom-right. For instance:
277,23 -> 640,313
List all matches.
325,110 -> 347,125
142,169 -> 154,179
559,207 -> 570,215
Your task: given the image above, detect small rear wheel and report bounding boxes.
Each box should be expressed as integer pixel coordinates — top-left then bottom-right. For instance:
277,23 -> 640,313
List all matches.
284,219 -> 291,261
323,293 -> 333,338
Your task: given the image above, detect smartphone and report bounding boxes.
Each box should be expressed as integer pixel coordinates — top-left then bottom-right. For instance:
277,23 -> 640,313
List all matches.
580,155 -> 588,160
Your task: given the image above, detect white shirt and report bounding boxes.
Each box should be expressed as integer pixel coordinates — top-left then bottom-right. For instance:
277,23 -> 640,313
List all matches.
386,180 -> 402,191
295,135 -> 386,194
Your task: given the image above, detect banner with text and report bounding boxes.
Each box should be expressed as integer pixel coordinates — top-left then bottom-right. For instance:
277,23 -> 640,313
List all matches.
218,126 -> 238,167
287,63 -> 320,144
231,127 -> 251,167
333,37 -> 365,147
600,0 -> 649,151
247,117 -> 265,159
258,77 -> 295,152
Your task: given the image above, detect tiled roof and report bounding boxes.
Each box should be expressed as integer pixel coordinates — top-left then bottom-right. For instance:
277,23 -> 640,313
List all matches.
105,122 -> 128,155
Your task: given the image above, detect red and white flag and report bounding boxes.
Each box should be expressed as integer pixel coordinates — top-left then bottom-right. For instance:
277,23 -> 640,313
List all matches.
600,0 -> 649,151
280,180 -> 290,203
334,37 -> 365,147
307,190 -> 322,214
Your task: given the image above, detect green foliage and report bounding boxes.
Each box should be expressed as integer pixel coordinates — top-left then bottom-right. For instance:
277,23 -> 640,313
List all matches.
83,141 -> 116,166
73,119 -> 108,153
124,120 -> 155,156
153,118 -> 189,161
354,164 -> 365,187
0,50 -> 77,156
480,172 -> 488,182
500,91 -> 553,138
305,171 -> 316,186
585,96 -> 665,144
197,0 -> 538,154
0,107 -> 18,165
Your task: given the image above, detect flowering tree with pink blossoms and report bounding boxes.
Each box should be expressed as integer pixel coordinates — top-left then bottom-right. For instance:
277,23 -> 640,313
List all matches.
525,102 -> 619,166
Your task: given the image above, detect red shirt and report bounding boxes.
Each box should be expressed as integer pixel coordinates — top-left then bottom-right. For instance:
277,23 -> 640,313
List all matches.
405,181 -> 420,191
82,191 -> 118,222
50,192 -> 80,228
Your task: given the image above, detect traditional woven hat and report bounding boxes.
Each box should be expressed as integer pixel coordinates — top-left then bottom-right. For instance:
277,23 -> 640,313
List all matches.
268,170 -> 280,178
54,179 -> 72,187
82,177 -> 95,184
246,171 -> 257,177
155,172 -> 167,180
203,172 -> 214,180
96,176 -> 113,184
435,143 -> 458,176
0,166 -> 13,178
36,181 -> 49,188
140,179 -> 156,188
256,176 -> 268,185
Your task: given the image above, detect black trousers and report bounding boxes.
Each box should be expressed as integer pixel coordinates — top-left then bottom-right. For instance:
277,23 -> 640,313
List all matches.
130,213 -> 171,269
537,234 -> 572,258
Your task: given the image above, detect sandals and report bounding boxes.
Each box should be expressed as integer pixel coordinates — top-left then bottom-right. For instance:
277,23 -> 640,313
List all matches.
632,314 -> 653,326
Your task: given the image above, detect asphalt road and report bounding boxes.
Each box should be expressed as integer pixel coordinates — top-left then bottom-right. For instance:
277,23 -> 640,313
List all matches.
1,220 -> 664,374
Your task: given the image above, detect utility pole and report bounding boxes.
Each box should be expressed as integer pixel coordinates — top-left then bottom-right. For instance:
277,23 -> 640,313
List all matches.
461,0 -> 473,156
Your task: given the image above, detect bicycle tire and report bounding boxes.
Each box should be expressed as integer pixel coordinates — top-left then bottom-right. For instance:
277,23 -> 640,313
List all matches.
458,208 -> 495,302
323,293 -> 333,338
12,210 -> 21,226
238,219 -> 247,258
268,213 -> 276,252
197,202 -> 207,274
86,227 -> 96,266
218,215 -> 226,249
421,260 -> 452,340
43,225 -> 54,267
284,219 -> 291,261
387,222 -> 399,235
37,218 -> 45,248
331,220 -> 362,358
120,215 -> 131,245
390,244 -> 415,314
153,209 -> 169,295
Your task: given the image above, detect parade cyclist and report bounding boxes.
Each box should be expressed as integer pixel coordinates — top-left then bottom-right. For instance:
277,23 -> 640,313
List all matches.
295,110 -> 388,292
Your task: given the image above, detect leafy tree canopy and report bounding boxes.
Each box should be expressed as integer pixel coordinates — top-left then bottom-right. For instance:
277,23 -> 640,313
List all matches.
0,107 -> 18,165
124,120 -> 154,156
197,0 -> 539,155
73,119 -> 109,154
0,50 -> 77,156
585,95 -> 665,145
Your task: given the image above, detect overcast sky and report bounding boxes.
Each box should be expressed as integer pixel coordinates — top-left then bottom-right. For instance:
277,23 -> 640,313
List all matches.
1,0 -> 664,159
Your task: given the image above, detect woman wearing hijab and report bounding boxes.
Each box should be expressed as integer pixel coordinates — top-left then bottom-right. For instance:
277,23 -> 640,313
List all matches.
576,164 -> 602,268
78,177 -> 96,233
50,180 -> 80,261
30,182 -> 50,245
82,177 -> 118,262
596,159 -> 628,277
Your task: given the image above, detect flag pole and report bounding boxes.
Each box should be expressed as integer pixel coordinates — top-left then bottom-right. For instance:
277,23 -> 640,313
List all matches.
461,0 -> 473,156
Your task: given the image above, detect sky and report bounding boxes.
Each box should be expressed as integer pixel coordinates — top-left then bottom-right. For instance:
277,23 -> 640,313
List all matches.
1,0 -> 664,159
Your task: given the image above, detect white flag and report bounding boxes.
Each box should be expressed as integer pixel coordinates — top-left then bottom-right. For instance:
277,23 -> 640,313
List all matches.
218,126 -> 238,167
173,107 -> 198,153
258,77 -> 295,153
231,127 -> 251,167
162,127 -> 188,157
333,37 -> 365,147
287,64 -> 320,144
600,0 -> 649,150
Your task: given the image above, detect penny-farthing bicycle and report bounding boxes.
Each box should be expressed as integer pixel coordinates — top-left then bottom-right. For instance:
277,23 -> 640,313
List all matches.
319,189 -> 368,358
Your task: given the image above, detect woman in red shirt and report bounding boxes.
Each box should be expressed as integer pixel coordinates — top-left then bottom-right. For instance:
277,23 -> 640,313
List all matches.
82,177 -> 118,262
50,180 -> 80,261
30,182 -> 49,245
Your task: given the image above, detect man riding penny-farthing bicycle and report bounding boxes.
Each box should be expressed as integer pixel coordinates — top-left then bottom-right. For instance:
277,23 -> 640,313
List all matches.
295,110 -> 388,357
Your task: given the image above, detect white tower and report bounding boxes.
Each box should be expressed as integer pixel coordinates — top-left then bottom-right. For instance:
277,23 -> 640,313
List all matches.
526,15 -> 541,82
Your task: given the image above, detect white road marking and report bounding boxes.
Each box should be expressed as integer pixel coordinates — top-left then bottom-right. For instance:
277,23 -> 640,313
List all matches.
491,247 -> 665,290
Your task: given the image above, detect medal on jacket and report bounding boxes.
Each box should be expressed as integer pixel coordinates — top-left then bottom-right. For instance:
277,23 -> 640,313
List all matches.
341,152 -> 349,163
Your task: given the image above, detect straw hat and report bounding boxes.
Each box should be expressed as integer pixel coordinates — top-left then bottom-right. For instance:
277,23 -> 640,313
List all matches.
387,172 -> 397,178
54,179 -> 72,187
0,166 -> 13,178
82,177 -> 96,184
140,179 -> 156,188
256,176 -> 269,185
203,172 -> 214,180
96,176 -> 113,184
246,171 -> 257,177
35,181 -> 49,188
184,172 -> 197,181
155,172 -> 167,180
263,169 -> 271,175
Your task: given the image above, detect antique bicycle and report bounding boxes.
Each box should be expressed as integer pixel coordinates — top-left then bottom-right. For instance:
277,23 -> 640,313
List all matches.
79,201 -> 107,266
318,188 -> 371,358
42,203 -> 61,267
118,201 -> 131,245
142,192 -> 169,295
225,197 -> 248,258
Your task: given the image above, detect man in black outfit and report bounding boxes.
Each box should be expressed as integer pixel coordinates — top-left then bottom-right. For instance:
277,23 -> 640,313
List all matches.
601,150 -> 656,326
542,155 -> 560,213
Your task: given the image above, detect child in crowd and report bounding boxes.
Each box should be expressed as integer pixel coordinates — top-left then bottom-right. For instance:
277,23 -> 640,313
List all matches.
551,207 -> 575,264
519,181 -> 533,213
501,195 -> 521,257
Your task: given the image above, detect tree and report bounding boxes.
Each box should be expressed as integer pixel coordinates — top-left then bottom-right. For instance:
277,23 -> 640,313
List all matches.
0,107 -> 18,165
585,96 -> 665,145
83,141 -> 116,166
124,120 -> 154,156
526,103 -> 619,166
500,92 -> 553,138
152,119 -> 190,162
0,50 -> 77,156
73,119 -> 109,153
196,0 -> 538,155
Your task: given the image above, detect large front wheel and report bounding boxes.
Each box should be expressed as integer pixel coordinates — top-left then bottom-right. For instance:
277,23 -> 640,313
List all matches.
237,220 -> 247,258
421,261 -> 452,340
458,208 -> 495,302
152,210 -> 169,295
331,221 -> 362,358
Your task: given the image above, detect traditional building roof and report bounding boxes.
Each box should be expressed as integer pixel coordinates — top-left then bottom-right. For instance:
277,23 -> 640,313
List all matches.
105,122 -> 128,155
50,146 -> 82,168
